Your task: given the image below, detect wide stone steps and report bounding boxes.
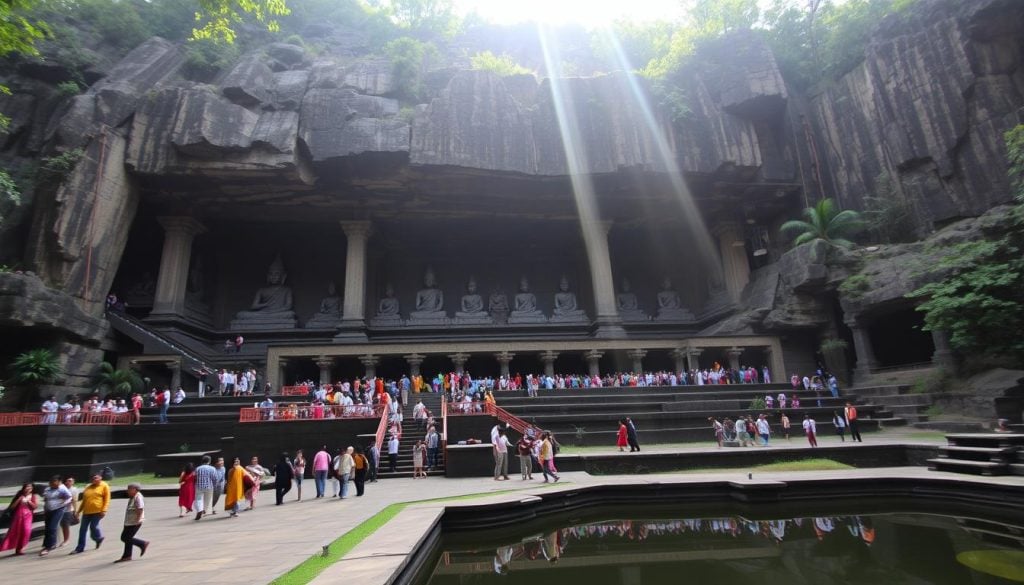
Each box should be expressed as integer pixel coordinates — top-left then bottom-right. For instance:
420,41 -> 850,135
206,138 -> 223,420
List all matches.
928,433 -> 1024,476
377,397 -> 444,480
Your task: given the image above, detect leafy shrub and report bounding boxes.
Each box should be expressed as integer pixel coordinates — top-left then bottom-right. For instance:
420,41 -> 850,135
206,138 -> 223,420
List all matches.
748,397 -> 766,410
37,148 -> 84,183
383,37 -> 437,101
469,51 -> 531,77
0,169 -> 21,223
182,37 -> 240,81
56,80 -> 80,97
838,273 -> 870,298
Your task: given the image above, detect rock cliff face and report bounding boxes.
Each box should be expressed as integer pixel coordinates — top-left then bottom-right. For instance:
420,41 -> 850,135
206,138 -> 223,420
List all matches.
810,0 -> 1024,231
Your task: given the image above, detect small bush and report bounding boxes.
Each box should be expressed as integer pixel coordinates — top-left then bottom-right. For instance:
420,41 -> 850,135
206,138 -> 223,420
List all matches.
910,370 -> 952,394
37,148 -> 85,184
469,51 -> 531,77
748,397 -> 766,410
182,38 -> 240,82
56,81 -> 80,97
382,37 -> 437,101
839,273 -> 870,298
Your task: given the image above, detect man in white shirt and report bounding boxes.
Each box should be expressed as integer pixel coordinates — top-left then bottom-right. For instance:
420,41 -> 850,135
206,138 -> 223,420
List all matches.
802,414 -> 817,447
493,427 -> 511,481
173,387 -> 185,404
41,395 -> 59,424
387,434 -> 400,472
755,414 -> 771,446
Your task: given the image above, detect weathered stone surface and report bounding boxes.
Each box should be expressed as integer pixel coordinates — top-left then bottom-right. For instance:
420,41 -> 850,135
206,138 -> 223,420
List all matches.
271,70 -> 310,110
809,0 -> 1024,230
26,130 -> 137,316
266,42 -> 306,66
342,58 -> 394,95
221,54 -> 274,106
697,31 -> 788,119
299,88 -> 407,161
170,88 -> 261,156
0,273 -> 108,342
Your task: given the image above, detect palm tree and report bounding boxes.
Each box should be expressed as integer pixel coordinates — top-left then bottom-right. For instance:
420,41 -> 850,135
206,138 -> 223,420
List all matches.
780,198 -> 864,248
96,361 -> 144,397
10,349 -> 61,386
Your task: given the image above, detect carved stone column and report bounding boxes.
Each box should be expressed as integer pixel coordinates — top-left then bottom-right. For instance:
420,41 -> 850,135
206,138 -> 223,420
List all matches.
166,359 -> 181,390
315,355 -> 334,385
277,357 -> 289,391
713,221 -> 751,303
670,348 -> 687,374
627,349 -> 647,373
726,347 -> 743,372
583,221 -> 626,338
931,329 -> 957,373
404,353 -> 425,378
685,348 -> 703,372
151,217 -> 206,317
584,350 -> 604,377
540,350 -> 559,378
337,221 -> 372,341
359,354 -> 379,379
448,353 -> 470,375
494,352 -> 515,379
848,321 -> 878,381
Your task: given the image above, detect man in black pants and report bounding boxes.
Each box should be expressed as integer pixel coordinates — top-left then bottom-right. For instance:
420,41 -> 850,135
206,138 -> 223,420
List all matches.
626,417 -> 641,452
844,402 -> 863,442
274,453 -> 293,505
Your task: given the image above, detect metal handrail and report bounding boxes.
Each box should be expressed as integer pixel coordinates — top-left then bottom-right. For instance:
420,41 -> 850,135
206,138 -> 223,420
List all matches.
0,411 -> 132,426
106,311 -> 212,372
374,399 -> 390,455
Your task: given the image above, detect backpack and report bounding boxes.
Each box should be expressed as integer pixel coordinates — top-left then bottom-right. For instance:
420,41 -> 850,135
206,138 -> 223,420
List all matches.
101,466 -> 114,481
551,437 -> 561,455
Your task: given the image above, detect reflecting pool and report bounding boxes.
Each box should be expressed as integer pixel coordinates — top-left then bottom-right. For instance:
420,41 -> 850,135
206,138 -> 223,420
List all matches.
422,509 -> 1024,584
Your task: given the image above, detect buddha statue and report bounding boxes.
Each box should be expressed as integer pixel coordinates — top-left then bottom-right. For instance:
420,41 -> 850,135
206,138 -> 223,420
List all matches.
408,267 -> 449,325
306,281 -> 342,328
370,284 -> 402,327
655,276 -> 694,322
550,275 -> 588,323
508,276 -> 546,324
488,287 -> 510,324
616,278 -> 649,322
231,253 -> 297,329
455,277 -> 492,324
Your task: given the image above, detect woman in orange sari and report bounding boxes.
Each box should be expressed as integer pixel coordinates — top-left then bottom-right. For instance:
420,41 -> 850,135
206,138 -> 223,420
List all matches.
224,458 -> 246,517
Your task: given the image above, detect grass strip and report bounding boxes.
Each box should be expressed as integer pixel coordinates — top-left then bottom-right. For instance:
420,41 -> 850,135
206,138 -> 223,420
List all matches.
750,458 -> 854,472
269,487 -> 562,585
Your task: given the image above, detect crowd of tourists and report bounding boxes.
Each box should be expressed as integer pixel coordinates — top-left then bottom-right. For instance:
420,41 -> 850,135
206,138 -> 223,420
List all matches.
1,473 -> 148,563
490,422 -> 562,483
708,401 -> 864,449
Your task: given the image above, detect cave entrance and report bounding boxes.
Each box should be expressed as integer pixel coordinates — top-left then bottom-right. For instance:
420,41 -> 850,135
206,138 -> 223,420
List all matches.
867,308 -> 935,368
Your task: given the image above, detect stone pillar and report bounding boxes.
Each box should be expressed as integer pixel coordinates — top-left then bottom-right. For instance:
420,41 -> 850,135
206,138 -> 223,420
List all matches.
337,221 -> 372,340
931,329 -> 957,373
670,348 -> 687,374
726,347 -> 743,372
404,353 -> 425,378
583,221 -> 626,338
540,350 -> 559,378
849,322 -> 878,381
277,358 -> 289,391
627,349 -> 647,373
359,354 -> 379,379
584,350 -> 604,377
448,353 -> 470,375
151,217 -> 206,316
494,351 -> 514,379
714,221 -> 751,303
685,348 -> 703,372
315,355 -> 334,385
166,359 -> 181,390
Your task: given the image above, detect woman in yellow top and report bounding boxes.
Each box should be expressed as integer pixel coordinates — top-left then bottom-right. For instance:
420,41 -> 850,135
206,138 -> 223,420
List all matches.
484,391 -> 496,407
224,458 -> 247,517
71,473 -> 110,554
537,432 -> 560,483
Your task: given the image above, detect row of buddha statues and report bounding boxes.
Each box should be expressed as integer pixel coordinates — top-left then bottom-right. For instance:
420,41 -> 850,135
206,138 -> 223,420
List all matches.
228,256 -> 695,330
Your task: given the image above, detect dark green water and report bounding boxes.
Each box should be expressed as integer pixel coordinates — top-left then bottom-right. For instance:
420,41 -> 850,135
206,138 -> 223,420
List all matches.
424,509 -> 1024,585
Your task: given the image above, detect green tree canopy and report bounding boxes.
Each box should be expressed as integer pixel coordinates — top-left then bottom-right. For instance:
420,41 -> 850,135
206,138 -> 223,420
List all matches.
96,361 -> 144,396
780,198 -> 865,248
192,0 -> 292,43
470,51 -> 531,77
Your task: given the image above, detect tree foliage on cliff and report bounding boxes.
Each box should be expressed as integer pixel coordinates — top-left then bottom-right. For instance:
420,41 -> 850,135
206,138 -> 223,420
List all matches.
908,126 -> 1024,364
191,0 -> 291,44
470,51 -> 531,77
383,36 -> 437,101
781,198 -> 865,248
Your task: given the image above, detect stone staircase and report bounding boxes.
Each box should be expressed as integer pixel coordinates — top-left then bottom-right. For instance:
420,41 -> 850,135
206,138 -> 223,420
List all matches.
928,433 -> 1024,476
845,384 -> 933,427
376,392 -> 445,479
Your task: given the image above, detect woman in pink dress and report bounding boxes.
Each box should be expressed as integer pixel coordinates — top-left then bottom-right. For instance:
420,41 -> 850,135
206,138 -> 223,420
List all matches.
177,462 -> 196,517
1,483 -> 37,555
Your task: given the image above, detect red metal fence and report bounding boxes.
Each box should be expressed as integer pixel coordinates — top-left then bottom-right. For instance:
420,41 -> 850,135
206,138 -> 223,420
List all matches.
239,404 -> 384,422
0,412 -> 133,426
280,385 -> 311,396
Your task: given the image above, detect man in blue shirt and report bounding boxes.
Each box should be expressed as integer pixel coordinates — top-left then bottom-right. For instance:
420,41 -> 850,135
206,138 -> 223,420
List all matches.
193,456 -> 218,521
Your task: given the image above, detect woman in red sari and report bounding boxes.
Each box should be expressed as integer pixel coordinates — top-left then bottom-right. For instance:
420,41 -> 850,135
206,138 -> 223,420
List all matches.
616,420 -> 628,452
177,462 -> 196,517
1,483 -> 37,555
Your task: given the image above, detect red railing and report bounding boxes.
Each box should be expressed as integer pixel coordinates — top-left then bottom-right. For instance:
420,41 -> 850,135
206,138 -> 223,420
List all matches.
441,397 -> 448,444
239,404 -> 383,422
374,400 -> 390,456
486,402 -> 536,436
280,385 -> 311,396
441,400 -> 537,437
0,412 -> 133,426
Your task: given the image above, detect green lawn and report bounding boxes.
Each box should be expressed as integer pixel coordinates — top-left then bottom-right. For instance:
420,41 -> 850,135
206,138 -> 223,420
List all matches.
270,484 -> 567,585
660,457 -> 854,475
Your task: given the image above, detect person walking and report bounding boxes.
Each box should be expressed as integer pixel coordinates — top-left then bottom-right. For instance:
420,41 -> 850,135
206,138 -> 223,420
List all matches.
274,453 -> 293,505
177,462 -> 195,518
292,450 -> 306,501
210,458 -> 226,515
158,386 -> 171,423
114,483 -> 148,563
780,413 -> 791,441
39,476 -> 72,556
193,456 -> 217,521
425,425 -> 439,471
756,414 -> 772,446
833,410 -> 847,442
844,402 -> 863,442
353,447 -> 369,496
493,428 -> 511,480
413,440 -> 427,478
312,446 -> 330,498
72,473 -> 110,554
626,417 -> 640,452
538,431 -> 560,483
1,483 -> 37,556
516,433 -> 534,480
803,414 -> 818,448
60,476 -> 78,547
224,458 -> 246,517
616,420 -> 628,452
366,442 -> 380,483
338,447 -> 354,498
387,434 -> 400,473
